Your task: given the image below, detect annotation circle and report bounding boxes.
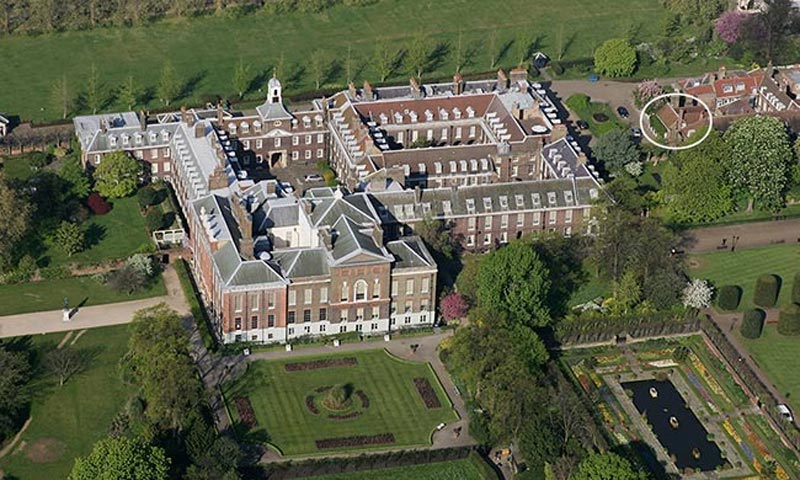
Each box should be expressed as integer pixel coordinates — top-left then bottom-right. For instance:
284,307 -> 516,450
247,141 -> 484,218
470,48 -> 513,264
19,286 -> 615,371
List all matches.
638,92 -> 713,151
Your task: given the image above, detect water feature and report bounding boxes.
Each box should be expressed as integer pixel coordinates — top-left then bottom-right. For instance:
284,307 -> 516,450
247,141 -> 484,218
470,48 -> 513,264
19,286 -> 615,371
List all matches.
623,379 -> 725,471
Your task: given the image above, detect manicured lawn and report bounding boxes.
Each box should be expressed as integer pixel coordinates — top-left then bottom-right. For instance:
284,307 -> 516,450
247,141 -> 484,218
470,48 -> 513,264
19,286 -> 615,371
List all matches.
687,244 -> 800,311
565,94 -> 624,137
223,349 -> 458,456
738,325 -> 800,413
42,196 -> 153,268
0,274 -> 165,316
0,325 -> 135,479
303,455 -> 497,480
0,0 -> 674,123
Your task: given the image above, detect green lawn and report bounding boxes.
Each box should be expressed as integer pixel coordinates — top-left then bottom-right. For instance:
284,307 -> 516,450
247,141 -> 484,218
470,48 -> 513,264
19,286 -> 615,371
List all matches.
42,196 -> 153,268
565,94 -> 624,137
0,0 -> 675,123
0,325 -> 135,479
302,454 -> 497,480
0,274 -> 165,316
224,349 -> 458,456
687,244 -> 800,311
739,325 -> 800,413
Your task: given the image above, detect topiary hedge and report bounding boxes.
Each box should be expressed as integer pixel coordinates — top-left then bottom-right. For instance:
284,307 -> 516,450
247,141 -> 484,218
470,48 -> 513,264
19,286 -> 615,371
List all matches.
717,285 -> 741,311
740,309 -> 765,339
792,273 -> 800,305
753,274 -> 780,308
778,303 -> 800,336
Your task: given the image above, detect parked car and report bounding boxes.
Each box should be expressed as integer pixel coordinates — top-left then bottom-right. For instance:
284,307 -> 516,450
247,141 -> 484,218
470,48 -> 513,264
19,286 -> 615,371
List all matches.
631,127 -> 642,138
303,174 -> 323,182
436,423 -> 447,431
588,74 -> 600,82
576,120 -> 590,130
617,106 -> 630,118
778,404 -> 794,423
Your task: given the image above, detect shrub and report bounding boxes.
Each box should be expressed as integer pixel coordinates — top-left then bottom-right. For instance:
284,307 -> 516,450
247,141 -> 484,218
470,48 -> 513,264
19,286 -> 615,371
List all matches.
717,285 -> 742,311
126,254 -> 154,278
777,303 -> 800,336
55,220 -> 86,257
793,273 -> 800,305
551,62 -> 565,75
740,309 -> 765,339
137,186 -> 159,209
145,209 -> 165,232
86,192 -> 112,215
106,265 -> 148,294
754,274 -> 780,308
39,265 -> 71,280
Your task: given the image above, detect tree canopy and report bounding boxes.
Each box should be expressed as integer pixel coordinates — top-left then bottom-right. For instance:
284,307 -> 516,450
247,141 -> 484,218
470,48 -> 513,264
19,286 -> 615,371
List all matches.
593,130 -> 640,173
0,347 -> 32,442
69,436 -> 170,480
593,38 -> 637,78
93,151 -> 140,198
0,174 -> 34,272
571,452 -> 645,480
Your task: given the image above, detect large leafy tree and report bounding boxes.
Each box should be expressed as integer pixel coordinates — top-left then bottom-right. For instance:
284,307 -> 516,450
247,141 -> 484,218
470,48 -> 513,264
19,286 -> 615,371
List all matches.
58,155 -> 91,199
93,151 -> 140,198
0,347 -> 31,442
416,215 -> 457,259
571,452 -> 645,480
664,0 -> 728,25
476,240 -> 551,328
725,115 -> 793,212
0,174 -> 33,271
69,436 -> 170,480
593,130 -> 640,173
661,130 -> 734,223
126,304 -> 201,432
593,38 -> 637,78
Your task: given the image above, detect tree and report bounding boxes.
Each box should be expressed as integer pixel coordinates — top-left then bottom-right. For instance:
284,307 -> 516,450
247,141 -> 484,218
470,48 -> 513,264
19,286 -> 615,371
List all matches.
51,74 -> 73,120
571,452 -> 645,480
593,38 -> 637,77
725,115 -> 793,211
416,216 -> 456,259
754,274 -> 780,307
86,63 -> 106,114
117,75 -> 141,111
455,253 -> 481,304
741,309 -> 765,339
715,11 -> 748,44
405,32 -> 431,79
661,131 -> 734,223
145,208 -> 165,232
126,304 -> 202,431
157,62 -> 181,106
232,58 -> 252,99
374,41 -> 398,82
137,185 -> 160,209
107,265 -> 149,295
93,151 -> 140,198
682,279 -> 713,309
0,348 -> 31,442
592,130 -> 640,173
717,285 -> 742,311
439,292 -> 469,321
69,436 -> 170,480
59,156 -> 91,199
308,50 -> 329,90
642,268 -> 684,310
778,303 -> 800,336
664,0 -> 728,26
611,270 -> 641,315
55,221 -> 86,257
477,240 -> 551,328
0,175 -> 33,271
45,347 -> 85,386
760,0 -> 800,62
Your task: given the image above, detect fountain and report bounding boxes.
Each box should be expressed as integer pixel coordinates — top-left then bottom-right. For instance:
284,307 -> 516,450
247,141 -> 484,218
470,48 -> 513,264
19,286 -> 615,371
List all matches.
649,387 -> 658,398
670,416 -> 680,429
692,447 -> 701,460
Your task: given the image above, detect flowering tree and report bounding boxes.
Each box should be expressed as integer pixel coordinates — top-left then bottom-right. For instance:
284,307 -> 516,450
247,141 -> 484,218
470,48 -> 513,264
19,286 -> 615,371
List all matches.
439,292 -> 469,321
715,11 -> 748,44
634,79 -> 663,107
682,279 -> 714,309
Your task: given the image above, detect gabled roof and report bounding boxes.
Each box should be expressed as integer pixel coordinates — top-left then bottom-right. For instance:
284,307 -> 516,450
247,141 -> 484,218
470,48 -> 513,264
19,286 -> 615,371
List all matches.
330,215 -> 391,265
228,260 -> 285,286
305,192 -> 378,228
272,248 -> 330,278
256,101 -> 293,121
386,236 -> 436,270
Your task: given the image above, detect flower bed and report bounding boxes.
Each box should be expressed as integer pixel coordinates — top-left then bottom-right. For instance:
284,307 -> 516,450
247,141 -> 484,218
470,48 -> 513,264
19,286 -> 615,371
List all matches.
305,395 -> 320,415
234,396 -> 258,429
356,389 -> 369,408
328,411 -> 361,420
413,377 -> 442,408
285,357 -> 358,372
315,433 -> 395,450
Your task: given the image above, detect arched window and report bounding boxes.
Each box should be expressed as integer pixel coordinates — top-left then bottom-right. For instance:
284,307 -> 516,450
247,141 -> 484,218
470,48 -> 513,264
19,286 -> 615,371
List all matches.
354,280 -> 368,301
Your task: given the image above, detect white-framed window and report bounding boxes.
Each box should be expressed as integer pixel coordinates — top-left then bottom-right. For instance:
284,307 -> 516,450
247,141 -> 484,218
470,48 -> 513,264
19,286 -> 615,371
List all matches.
341,281 -> 348,301
151,148 -> 159,159
164,148 -> 171,158
392,280 -> 398,296
354,280 -> 368,301
533,212 -> 541,225
244,140 -> 250,150
484,234 -> 492,245
356,308 -> 364,321
317,133 -> 324,143
517,213 -> 524,227
288,290 -> 296,306
565,210 -> 573,224
305,135 -> 312,145
304,288 -> 312,304
320,287 -> 328,303
406,279 -> 414,295
373,279 -> 380,299
467,235 -> 475,247
441,128 -> 448,140
251,294 -> 259,311
372,306 -> 380,319
340,309 -> 348,322
274,137 -> 281,148
305,150 -> 311,160
500,231 -> 508,243
293,136 -> 299,146
501,214 -> 509,228
151,163 -> 159,174
235,295 -> 243,312
455,127 -> 462,139
468,217 -> 476,231
94,154 -> 101,165
548,211 -> 557,224
292,151 -> 299,160
163,162 -> 171,172
317,148 -> 323,158
256,139 -> 263,149
421,277 -> 429,294
469,125 -> 476,138
484,216 -> 492,229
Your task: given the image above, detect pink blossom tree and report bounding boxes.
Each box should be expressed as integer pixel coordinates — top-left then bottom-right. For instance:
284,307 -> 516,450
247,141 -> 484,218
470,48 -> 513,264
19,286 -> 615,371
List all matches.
633,79 -> 663,107
439,292 -> 469,321
715,11 -> 748,44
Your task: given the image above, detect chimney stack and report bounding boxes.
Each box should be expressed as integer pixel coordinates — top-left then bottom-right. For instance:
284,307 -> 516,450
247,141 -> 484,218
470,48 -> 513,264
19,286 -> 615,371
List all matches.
100,118 -> 107,134
232,197 -> 255,260
509,67 -> 528,85
348,81 -> 357,98
138,111 -> 147,131
363,81 -> 374,101
410,77 -> 421,99
208,164 -> 228,190
216,101 -> 224,125
453,72 -> 464,95
372,225 -> 384,246
181,106 -> 192,126
194,122 -> 205,138
718,65 -> 727,80
497,69 -> 509,92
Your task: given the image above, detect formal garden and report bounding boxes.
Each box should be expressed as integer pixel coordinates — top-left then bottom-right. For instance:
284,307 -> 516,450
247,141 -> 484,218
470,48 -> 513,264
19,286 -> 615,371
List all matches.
300,452 -> 497,480
562,335 -> 799,479
222,350 -> 458,456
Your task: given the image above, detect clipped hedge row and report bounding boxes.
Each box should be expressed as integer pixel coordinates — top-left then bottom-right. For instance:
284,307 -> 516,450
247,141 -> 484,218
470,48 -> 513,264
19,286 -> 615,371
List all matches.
754,274 -> 780,308
740,309 -> 765,339
793,273 -> 800,305
175,259 -> 217,352
778,303 -> 800,336
717,285 -> 741,311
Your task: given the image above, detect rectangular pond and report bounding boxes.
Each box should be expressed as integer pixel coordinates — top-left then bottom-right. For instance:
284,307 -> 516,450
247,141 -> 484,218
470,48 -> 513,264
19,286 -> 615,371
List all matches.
622,379 -> 724,472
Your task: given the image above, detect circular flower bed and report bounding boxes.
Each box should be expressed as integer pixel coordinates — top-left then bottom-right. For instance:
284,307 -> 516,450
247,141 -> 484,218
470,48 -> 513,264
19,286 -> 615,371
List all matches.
305,385 -> 370,421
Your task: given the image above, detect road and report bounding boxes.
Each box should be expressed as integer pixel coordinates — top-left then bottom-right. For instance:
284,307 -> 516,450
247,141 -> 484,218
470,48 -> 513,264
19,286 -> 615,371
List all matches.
0,265 -> 189,338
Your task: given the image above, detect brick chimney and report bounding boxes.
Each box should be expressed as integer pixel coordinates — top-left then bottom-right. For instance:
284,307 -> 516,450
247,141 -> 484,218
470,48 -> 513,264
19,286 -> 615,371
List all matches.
231,197 -> 255,260
138,111 -> 147,131
194,122 -> 205,138
181,106 -> 193,126
216,101 -> 224,125
497,69 -> 509,92
100,118 -> 107,134
410,77 -> 421,99
509,67 -> 528,84
453,72 -> 464,95
718,65 -> 727,80
348,81 -> 357,98
320,229 -> 333,250
208,164 -> 228,190
363,81 -> 375,101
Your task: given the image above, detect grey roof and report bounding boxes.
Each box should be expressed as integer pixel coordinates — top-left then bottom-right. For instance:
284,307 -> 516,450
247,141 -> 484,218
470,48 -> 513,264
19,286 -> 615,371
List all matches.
306,194 -> 378,228
386,237 -> 436,270
213,242 -> 241,283
303,187 -> 337,199
259,202 -> 299,230
542,137 -> 594,179
330,215 -> 389,264
0,114 -> 9,124
272,249 -> 330,278
256,101 -> 293,121
229,260 -> 284,286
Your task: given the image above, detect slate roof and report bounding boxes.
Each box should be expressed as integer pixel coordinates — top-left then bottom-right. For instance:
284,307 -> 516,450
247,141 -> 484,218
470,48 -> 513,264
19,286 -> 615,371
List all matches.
330,215 -> 391,264
305,193 -> 378,228
271,249 -> 331,278
386,237 -> 436,270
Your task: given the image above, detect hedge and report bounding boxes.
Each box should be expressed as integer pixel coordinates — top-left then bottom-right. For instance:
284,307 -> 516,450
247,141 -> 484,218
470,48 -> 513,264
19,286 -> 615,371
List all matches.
175,259 -> 217,352
792,273 -> 800,305
717,285 -> 741,311
753,274 -> 780,308
778,303 -> 800,336
740,309 -> 765,339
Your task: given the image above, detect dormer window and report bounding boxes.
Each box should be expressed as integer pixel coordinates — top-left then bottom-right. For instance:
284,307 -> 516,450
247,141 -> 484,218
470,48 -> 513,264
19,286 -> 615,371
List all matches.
161,131 -> 169,142
303,116 -> 311,127
241,122 -> 249,134
404,204 -> 414,217
466,199 -> 476,214
459,160 -> 467,172
480,158 -> 489,170
422,203 -> 431,214
482,197 -> 492,212
499,196 -> 508,210
466,106 -> 475,118
424,110 -> 433,121
470,159 -> 478,171
435,162 -> 442,174
121,134 -> 130,146
443,200 -> 452,215
449,161 -> 457,173
515,194 -> 524,208
149,132 -> 157,142
403,164 -> 410,176
109,135 -> 117,147
547,192 -> 557,205
230,124 -> 237,134
315,115 -> 323,127
418,163 -> 426,173
532,193 -> 541,207
135,133 -> 143,145
440,109 -> 449,120
564,191 -> 574,205
453,108 -> 462,119
722,85 -> 734,94
735,83 -> 745,91
379,113 -> 388,124
409,111 -> 418,122
253,121 -> 262,132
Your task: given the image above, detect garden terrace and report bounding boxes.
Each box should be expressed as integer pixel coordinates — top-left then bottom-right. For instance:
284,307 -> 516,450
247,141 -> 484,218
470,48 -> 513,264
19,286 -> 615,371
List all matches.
223,349 -> 457,456
561,335 -> 799,478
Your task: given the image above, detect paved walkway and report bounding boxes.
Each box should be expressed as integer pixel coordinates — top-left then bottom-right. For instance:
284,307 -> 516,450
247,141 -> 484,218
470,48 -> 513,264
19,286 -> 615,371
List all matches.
682,218 -> 800,253
0,265 -> 189,338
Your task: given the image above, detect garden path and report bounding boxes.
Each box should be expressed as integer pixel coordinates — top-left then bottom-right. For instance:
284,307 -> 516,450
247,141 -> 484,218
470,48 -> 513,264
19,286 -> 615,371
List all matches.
682,218 -> 800,253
